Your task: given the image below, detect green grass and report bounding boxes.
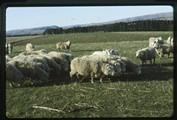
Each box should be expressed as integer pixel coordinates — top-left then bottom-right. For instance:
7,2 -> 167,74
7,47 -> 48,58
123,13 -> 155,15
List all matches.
6,31 -> 174,118
6,80 -> 173,118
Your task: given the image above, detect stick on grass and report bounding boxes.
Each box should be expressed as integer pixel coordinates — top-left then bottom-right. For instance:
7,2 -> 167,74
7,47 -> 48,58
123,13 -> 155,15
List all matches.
32,105 -> 66,113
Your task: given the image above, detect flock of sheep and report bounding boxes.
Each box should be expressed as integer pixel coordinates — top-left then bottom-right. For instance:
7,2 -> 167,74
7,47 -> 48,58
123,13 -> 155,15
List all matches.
6,36 -> 174,87
136,36 -> 173,65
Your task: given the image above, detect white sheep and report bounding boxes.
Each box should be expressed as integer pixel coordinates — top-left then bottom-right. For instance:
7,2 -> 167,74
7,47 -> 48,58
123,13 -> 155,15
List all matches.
6,55 -> 12,62
92,49 -> 120,56
104,49 -> 120,56
12,52 -> 61,76
70,57 -> 115,83
155,44 -> 173,58
10,60 -> 49,84
22,49 -> 47,55
17,51 -> 62,75
88,54 -> 124,75
25,43 -> 35,52
56,40 -> 71,52
48,51 -> 73,73
17,54 -> 51,74
40,54 -> 62,75
136,47 -> 156,65
92,50 -> 110,56
149,37 -> 164,48
166,37 -> 173,47
6,43 -> 13,54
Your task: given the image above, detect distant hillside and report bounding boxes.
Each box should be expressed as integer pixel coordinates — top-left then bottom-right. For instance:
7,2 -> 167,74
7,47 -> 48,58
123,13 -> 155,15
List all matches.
6,25 -> 60,36
6,12 -> 172,36
62,12 -> 173,29
97,12 -> 173,25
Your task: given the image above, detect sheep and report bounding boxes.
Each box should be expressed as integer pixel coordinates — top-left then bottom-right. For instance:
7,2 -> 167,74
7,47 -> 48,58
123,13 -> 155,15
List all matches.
6,61 -> 25,87
40,54 -> 62,75
16,54 -> 51,74
48,51 -> 73,63
20,49 -> 47,56
136,47 -> 156,65
13,52 -> 61,75
155,37 -> 164,44
84,54 -> 110,63
166,36 -> 171,44
120,57 -> 141,75
84,53 -> 125,75
155,44 -> 173,58
166,37 -> 173,47
88,54 -> 125,75
25,43 -> 35,52
56,40 -> 71,52
18,51 -> 62,75
92,49 -> 120,56
70,57 -> 115,83
104,49 -> 120,56
149,37 -> 164,48
6,43 -> 13,54
113,58 -> 126,74
92,51 -> 106,56
109,60 -> 122,75
6,55 -> 12,62
48,51 -> 73,73
9,60 -> 49,83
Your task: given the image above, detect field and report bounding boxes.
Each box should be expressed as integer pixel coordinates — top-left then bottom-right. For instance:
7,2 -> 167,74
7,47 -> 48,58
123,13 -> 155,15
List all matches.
6,32 -> 174,118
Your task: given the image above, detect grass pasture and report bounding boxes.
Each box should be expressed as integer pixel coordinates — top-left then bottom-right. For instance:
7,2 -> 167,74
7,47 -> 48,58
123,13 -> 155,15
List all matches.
6,32 -> 174,118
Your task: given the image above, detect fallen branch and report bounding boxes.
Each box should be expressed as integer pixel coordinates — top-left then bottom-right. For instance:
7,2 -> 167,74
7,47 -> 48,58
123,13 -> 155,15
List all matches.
74,103 -> 98,109
32,105 -> 66,113
32,103 -> 99,114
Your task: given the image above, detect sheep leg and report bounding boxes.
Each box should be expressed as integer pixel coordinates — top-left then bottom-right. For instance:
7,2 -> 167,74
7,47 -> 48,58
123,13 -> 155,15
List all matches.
150,60 -> 152,65
91,77 -> 94,84
153,58 -> 155,64
9,82 -> 15,88
168,53 -> 170,58
99,78 -> 103,83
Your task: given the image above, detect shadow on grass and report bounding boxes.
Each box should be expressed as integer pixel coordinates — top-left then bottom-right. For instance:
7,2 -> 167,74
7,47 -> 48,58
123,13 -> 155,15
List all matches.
110,65 -> 173,82
12,64 -> 173,88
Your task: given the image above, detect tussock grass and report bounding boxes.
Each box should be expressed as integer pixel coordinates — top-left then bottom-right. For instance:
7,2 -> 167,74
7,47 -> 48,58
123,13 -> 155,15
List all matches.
6,32 -> 173,118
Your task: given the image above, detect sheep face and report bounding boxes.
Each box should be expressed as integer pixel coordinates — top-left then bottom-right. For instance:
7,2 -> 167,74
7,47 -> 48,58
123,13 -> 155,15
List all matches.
152,42 -> 159,48
103,49 -> 119,56
102,63 -> 115,76
66,41 -> 71,46
113,62 -> 122,74
136,50 -> 145,59
156,48 -> 164,57
26,43 -> 35,52
155,37 -> 163,44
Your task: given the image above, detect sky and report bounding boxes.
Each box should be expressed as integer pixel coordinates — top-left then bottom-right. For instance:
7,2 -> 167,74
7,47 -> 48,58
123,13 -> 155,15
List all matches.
6,6 -> 173,31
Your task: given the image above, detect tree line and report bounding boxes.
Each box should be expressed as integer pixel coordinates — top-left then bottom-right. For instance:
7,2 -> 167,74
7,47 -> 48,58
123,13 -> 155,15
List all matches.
43,20 -> 173,35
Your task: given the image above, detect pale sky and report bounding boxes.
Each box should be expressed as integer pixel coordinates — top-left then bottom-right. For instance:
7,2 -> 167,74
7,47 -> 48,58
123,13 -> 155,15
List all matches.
6,6 -> 173,31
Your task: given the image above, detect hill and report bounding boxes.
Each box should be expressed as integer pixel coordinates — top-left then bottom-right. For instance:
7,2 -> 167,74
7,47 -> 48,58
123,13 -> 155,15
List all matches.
6,25 -> 60,36
63,12 -> 172,29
